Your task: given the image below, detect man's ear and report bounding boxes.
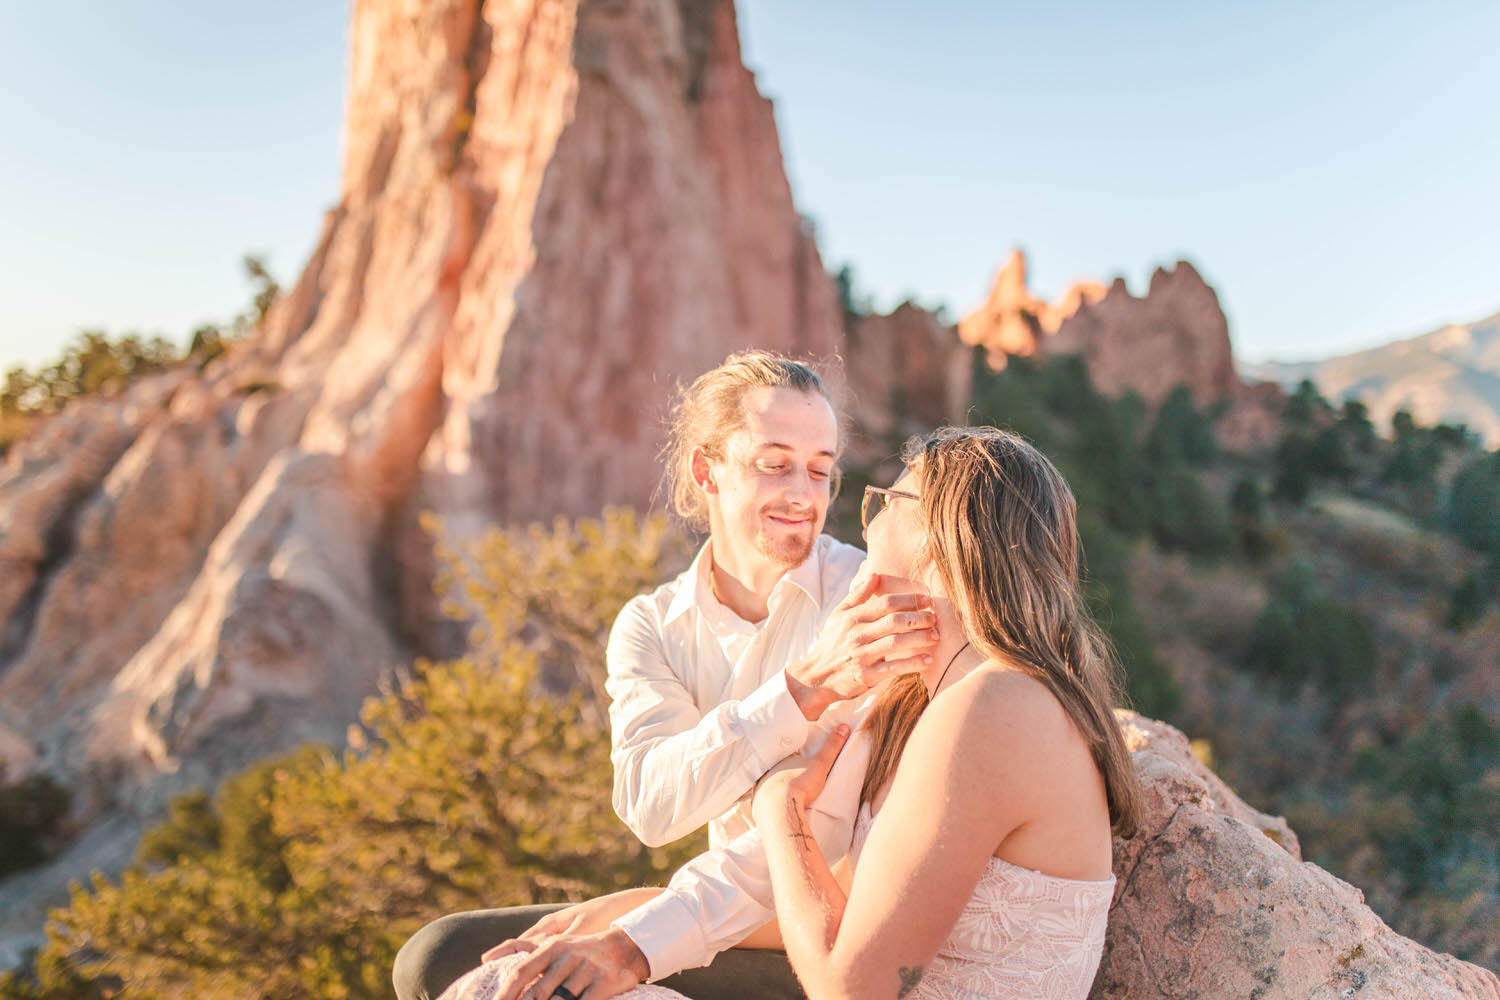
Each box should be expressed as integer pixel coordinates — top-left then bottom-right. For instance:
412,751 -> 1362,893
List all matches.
691,448 -> 718,497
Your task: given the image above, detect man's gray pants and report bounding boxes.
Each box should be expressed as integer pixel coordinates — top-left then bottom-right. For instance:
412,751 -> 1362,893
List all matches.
393,903 -> 805,1000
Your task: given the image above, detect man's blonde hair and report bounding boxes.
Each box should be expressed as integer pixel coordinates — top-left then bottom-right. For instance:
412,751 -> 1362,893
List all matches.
662,351 -> 841,531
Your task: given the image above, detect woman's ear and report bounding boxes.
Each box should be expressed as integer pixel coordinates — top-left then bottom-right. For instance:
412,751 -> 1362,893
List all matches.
691,448 -> 718,496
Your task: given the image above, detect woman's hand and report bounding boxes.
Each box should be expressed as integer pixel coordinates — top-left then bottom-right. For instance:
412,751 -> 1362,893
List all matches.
479,905 -> 585,965
480,889 -> 664,964
753,724 -> 850,826
488,927 -> 650,1000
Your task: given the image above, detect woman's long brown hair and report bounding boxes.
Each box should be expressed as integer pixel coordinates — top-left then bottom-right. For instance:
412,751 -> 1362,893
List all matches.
859,427 -> 1142,838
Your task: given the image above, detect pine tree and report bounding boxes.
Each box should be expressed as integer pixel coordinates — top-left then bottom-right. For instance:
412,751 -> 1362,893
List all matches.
28,510 -> 701,1000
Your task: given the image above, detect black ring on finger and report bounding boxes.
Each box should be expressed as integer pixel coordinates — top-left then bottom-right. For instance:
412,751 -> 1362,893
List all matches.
551,988 -> 579,1000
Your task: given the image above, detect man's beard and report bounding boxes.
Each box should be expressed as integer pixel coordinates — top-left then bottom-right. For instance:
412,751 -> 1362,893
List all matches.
755,517 -> 816,568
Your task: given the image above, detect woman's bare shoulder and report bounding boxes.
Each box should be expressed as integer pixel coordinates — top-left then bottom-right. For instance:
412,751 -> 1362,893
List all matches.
891,663 -> 1079,841
934,662 -> 1080,756
954,661 -> 1068,719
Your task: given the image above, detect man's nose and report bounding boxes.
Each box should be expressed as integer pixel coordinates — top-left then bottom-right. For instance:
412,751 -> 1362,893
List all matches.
783,467 -> 814,506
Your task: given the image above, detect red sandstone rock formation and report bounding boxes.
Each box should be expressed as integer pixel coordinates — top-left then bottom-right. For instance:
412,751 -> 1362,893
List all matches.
1049,263 -> 1240,408
841,302 -> 972,463
960,249 -> 1280,450
0,0 -> 839,821
1100,714 -> 1499,999
958,249 -> 1107,369
0,2 -> 1489,991
961,249 -> 1236,409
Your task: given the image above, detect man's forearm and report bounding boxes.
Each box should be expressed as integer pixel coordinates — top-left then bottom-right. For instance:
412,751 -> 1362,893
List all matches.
611,832 -> 778,980
785,658 -> 838,720
613,674 -> 809,845
576,888 -> 669,932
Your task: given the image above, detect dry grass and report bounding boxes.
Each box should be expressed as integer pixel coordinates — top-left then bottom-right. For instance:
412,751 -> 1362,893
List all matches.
1304,494 -> 1469,590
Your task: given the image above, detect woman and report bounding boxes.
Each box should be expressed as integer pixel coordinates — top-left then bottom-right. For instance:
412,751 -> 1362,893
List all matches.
441,427 -> 1142,1000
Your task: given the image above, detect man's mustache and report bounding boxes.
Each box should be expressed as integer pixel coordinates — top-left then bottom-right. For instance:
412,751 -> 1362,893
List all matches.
762,507 -> 814,521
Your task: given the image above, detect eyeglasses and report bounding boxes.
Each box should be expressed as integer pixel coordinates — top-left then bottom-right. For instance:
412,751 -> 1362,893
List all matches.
861,485 -> 919,531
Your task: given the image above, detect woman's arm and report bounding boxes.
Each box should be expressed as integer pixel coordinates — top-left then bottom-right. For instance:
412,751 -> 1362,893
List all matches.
483,730 -> 873,1000
755,672 -> 1047,1000
730,850 -> 852,952
478,888 -> 667,965
752,728 -> 854,971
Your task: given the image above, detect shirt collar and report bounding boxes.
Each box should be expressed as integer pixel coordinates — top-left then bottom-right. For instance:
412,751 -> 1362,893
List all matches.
776,538 -> 824,609
661,536 -> 825,627
662,541 -> 713,627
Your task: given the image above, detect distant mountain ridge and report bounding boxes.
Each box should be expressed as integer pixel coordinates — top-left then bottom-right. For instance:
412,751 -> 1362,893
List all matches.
1241,310 -> 1500,447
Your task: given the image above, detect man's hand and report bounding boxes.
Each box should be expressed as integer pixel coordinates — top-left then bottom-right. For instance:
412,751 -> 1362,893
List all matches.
785,572 -> 937,720
489,927 -> 650,1000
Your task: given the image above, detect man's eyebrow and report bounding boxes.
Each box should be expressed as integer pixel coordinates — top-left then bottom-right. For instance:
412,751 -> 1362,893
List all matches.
757,442 -> 836,458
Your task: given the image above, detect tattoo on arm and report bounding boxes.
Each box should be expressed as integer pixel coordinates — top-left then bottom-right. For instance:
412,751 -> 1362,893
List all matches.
788,810 -> 816,847
896,965 -> 924,998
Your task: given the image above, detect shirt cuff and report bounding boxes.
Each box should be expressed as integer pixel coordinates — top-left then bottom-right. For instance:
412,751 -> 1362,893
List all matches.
612,890 -> 711,982
736,669 -> 810,771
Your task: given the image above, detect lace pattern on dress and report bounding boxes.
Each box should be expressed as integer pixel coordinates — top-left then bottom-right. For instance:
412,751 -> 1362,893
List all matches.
437,953 -> 689,1000
849,804 -> 1113,1000
439,808 -> 1113,1000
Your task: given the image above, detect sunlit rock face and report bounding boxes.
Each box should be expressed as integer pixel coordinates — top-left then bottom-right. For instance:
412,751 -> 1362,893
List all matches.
959,248 -> 1109,371
4,2 -> 1494,992
959,248 -> 1279,450
1096,714 -> 1500,1000
0,0 -> 839,825
962,249 -> 1235,408
1049,262 -> 1239,409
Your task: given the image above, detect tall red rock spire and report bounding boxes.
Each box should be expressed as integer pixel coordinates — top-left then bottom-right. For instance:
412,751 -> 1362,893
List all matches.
0,0 -> 841,827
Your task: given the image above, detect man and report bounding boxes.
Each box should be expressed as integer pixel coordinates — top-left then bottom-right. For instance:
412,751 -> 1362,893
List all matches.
607,351 -> 937,850
393,352 -> 937,1000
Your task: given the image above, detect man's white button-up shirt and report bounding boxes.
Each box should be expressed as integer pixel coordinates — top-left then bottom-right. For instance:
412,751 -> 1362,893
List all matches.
605,533 -> 865,850
613,712 -> 876,982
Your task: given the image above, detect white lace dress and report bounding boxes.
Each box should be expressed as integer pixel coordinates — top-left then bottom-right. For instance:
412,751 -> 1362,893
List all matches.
439,804 -> 1114,1000
437,957 -> 687,1000
841,804 -> 1114,1000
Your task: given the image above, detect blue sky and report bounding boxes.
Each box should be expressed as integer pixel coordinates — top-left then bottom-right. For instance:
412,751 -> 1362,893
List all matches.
0,2 -> 346,371
2,1 -> 1497,373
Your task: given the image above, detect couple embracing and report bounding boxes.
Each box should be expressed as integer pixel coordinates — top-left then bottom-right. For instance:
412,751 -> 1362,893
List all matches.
395,351 -> 1142,1000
